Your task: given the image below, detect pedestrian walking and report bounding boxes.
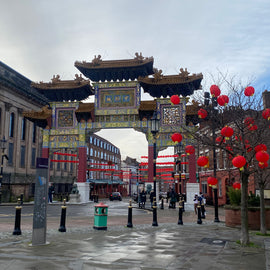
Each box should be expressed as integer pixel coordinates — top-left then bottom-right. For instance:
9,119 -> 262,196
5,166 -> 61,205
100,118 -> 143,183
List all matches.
193,193 -> 199,214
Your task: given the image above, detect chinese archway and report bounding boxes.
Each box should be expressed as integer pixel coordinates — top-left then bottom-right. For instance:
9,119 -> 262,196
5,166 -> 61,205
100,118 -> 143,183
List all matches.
23,53 -> 203,202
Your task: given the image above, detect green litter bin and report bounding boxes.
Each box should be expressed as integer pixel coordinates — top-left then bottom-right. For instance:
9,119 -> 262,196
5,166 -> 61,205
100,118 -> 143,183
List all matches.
93,202 -> 108,230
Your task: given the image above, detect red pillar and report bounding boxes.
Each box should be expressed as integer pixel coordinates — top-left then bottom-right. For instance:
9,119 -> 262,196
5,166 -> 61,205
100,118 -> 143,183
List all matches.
42,147 -> 49,159
148,144 -> 154,182
77,147 -> 87,183
188,153 -> 197,183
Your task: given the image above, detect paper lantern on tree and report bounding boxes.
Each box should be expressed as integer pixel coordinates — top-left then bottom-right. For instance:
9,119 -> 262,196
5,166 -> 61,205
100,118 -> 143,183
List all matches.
255,144 -> 267,153
248,124 -> 258,131
233,182 -> 241,190
244,86 -> 255,96
210,85 -> 221,97
232,155 -> 246,170
216,136 -> 224,144
259,162 -> 268,169
255,150 -> 269,164
217,95 -> 229,106
207,177 -> 218,187
244,117 -> 255,126
262,108 -> 270,120
170,95 -> 180,105
198,108 -> 208,119
221,126 -> 234,140
197,156 -> 209,167
185,145 -> 195,155
171,133 -> 182,143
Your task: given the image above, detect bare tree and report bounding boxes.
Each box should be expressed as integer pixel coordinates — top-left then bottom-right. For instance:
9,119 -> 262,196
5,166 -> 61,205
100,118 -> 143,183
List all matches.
188,74 -> 270,245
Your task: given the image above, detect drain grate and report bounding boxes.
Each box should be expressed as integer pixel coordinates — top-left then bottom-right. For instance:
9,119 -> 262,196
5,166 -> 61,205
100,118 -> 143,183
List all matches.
200,238 -> 226,246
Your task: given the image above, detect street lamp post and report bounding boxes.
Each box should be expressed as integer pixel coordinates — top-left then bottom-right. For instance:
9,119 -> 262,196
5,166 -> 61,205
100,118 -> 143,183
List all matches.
151,113 -> 160,227
0,136 -> 8,204
204,92 -> 220,222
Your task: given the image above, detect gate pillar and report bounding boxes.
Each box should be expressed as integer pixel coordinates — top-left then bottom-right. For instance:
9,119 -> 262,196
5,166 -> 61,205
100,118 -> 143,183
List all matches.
186,152 -> 199,210
77,147 -> 89,203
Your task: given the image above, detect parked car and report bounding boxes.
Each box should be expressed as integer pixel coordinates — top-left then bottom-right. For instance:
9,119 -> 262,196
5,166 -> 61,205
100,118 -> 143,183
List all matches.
132,192 -> 138,202
109,192 -> 122,201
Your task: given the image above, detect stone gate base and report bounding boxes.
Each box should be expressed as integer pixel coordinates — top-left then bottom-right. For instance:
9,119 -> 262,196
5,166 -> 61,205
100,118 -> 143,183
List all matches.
185,183 -> 200,211
76,182 -> 90,203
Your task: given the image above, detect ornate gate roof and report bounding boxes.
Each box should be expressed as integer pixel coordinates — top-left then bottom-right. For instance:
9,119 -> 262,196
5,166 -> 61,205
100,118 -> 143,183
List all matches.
31,74 -> 94,102
74,53 -> 154,82
138,68 -> 203,98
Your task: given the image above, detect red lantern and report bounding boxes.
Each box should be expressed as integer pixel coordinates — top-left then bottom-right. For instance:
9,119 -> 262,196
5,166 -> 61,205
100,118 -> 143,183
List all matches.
255,150 -> 269,164
215,136 -> 224,144
248,124 -> 257,131
244,117 -> 255,126
170,95 -> 180,105
185,145 -> 195,155
198,108 -> 208,119
197,156 -> 209,167
232,155 -> 246,170
262,108 -> 270,120
221,126 -> 234,139
171,133 -> 182,143
207,177 -> 218,186
217,95 -> 229,106
233,182 -> 241,190
259,162 -> 268,169
210,85 -> 221,97
244,86 -> 255,96
255,144 -> 267,153
245,144 -> 253,153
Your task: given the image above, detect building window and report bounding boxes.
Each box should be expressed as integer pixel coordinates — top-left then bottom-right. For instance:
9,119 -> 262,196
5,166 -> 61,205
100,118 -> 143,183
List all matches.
70,156 -> 73,171
31,148 -> 36,167
218,178 -> 222,196
32,122 -> 36,143
8,143 -> 13,166
201,181 -> 207,194
21,117 -> 26,140
57,154 -> 61,170
89,136 -> 92,144
9,112 -> 15,138
64,155 -> 67,171
20,145 -> 26,167
90,148 -> 93,156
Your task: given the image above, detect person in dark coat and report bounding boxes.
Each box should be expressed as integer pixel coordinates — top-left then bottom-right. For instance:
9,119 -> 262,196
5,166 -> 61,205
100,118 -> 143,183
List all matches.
149,189 -> 155,207
170,189 -> 177,209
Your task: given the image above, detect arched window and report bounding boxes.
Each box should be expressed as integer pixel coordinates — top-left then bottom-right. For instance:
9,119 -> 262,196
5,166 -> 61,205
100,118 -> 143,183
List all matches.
9,112 -> 15,137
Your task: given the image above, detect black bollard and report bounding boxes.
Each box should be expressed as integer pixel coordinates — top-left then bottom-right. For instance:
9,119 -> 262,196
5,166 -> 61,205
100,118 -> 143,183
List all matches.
59,199 -> 67,232
178,200 -> 183,225
13,199 -> 22,235
197,204 -> 202,224
160,198 -> 164,210
152,197 -> 158,227
127,200 -> 133,228
201,202 -> 206,219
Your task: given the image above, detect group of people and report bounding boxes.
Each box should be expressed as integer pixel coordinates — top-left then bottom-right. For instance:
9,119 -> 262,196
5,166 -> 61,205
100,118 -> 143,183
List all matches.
193,192 -> 206,214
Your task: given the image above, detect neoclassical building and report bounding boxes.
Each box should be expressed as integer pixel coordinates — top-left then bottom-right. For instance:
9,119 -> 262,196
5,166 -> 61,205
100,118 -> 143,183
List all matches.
0,61 -> 47,201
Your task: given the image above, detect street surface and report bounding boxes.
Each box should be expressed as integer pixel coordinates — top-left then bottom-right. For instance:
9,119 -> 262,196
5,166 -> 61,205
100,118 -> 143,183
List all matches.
0,198 -> 269,270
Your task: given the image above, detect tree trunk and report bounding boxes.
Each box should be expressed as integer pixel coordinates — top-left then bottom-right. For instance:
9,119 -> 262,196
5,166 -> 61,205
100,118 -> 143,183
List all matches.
259,184 -> 267,235
240,171 -> 249,245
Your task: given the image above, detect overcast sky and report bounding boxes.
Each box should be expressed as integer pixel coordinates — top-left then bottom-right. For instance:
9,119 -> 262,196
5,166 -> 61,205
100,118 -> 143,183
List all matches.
1,0 -> 270,161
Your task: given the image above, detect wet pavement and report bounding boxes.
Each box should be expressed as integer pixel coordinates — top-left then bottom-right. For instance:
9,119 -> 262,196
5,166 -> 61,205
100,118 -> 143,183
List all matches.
0,200 -> 270,270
